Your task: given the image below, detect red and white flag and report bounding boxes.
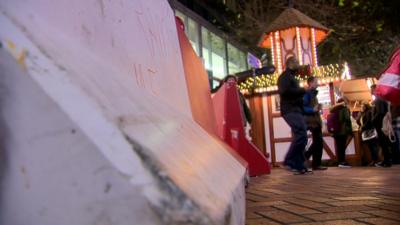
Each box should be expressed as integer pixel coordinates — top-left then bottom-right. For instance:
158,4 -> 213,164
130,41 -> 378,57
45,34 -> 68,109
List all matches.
376,47 -> 400,105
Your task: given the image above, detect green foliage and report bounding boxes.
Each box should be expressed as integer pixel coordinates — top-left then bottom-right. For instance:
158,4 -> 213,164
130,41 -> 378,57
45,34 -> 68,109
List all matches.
181,0 -> 399,76
199,0 -> 400,76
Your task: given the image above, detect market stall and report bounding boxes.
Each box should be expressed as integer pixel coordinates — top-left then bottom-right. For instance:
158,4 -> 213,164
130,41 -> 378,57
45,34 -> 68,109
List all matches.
237,7 -> 377,166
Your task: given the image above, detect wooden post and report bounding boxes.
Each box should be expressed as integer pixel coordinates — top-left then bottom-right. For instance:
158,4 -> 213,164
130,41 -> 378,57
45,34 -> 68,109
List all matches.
248,95 -> 267,154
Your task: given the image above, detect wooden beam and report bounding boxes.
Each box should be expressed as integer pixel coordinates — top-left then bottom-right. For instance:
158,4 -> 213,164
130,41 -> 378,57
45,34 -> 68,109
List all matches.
248,95 -> 266,154
267,95 -> 277,166
323,140 -> 336,160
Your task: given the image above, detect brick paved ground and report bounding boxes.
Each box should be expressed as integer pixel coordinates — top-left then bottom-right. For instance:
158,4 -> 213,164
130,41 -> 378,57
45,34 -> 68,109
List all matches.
246,166 -> 400,225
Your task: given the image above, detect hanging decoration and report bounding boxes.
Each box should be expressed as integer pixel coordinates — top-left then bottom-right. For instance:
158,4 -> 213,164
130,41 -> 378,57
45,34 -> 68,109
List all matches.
239,63 -> 351,94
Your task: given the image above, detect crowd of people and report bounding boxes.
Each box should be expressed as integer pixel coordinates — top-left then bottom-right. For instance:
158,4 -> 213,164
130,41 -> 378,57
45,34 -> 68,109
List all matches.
278,56 -> 400,175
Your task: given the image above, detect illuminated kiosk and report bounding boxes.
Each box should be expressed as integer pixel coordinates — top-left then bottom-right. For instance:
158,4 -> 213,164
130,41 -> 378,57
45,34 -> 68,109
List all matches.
238,7 -> 361,167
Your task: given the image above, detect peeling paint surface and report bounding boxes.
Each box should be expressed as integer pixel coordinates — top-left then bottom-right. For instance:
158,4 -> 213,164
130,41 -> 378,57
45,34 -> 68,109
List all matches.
0,0 -> 246,224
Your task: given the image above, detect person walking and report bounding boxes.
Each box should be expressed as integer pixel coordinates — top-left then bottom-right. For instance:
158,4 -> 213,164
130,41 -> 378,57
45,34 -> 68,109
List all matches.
356,103 -> 380,166
371,84 -> 392,167
278,57 -> 310,174
303,76 -> 327,170
330,98 -> 352,168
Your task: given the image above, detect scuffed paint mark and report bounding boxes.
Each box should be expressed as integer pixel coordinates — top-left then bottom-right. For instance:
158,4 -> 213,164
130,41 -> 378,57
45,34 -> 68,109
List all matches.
81,24 -> 92,41
96,0 -> 105,19
104,182 -> 112,193
5,39 -> 27,70
3,13 -> 68,73
111,37 -> 115,48
20,166 -> 30,189
123,134 -> 226,225
117,171 -> 132,181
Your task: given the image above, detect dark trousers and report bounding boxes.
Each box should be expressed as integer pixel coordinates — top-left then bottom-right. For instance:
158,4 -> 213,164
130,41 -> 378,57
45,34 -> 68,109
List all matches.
305,126 -> 323,168
282,112 -> 308,170
365,139 -> 379,162
393,129 -> 400,164
334,135 -> 348,163
377,129 -> 392,165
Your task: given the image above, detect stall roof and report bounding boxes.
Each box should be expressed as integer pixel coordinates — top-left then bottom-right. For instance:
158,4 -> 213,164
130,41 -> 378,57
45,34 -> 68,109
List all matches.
258,8 -> 329,48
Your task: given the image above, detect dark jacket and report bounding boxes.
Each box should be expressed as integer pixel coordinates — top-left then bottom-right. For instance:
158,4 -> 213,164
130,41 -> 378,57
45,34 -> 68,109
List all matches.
277,69 -> 305,115
330,102 -> 352,136
372,97 -> 388,129
239,92 -> 252,125
392,105 -> 400,130
356,108 -> 375,132
303,88 -> 322,129
391,104 -> 400,118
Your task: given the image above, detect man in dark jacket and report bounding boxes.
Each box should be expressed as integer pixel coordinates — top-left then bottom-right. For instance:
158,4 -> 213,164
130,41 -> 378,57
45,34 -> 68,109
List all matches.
371,84 -> 392,167
303,76 -> 327,170
278,57 -> 309,174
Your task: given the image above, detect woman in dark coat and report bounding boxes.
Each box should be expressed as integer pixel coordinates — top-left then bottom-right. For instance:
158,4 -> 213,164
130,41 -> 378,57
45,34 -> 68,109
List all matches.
357,103 -> 380,165
330,98 -> 353,167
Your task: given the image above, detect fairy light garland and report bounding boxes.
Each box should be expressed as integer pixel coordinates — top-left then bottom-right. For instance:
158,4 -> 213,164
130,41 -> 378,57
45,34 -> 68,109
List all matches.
238,63 -> 352,95
274,31 -> 282,73
295,27 -> 303,65
311,28 -> 318,66
270,36 -> 275,66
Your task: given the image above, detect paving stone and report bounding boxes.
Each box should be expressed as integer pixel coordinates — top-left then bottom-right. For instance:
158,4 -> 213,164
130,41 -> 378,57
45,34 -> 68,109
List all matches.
367,203 -> 400,212
246,211 -> 263,219
246,166 -> 400,224
374,195 -> 400,201
296,195 -> 335,203
259,188 -> 289,195
274,204 -> 321,215
285,198 -> 330,208
326,200 -> 380,207
258,210 -> 311,223
247,206 -> 275,213
247,193 -> 271,202
333,196 -> 381,201
247,201 -> 288,207
295,220 -> 366,225
318,205 -> 375,213
246,218 -> 281,225
305,211 -> 372,221
356,217 -> 399,225
361,209 -> 400,221
376,199 -> 400,205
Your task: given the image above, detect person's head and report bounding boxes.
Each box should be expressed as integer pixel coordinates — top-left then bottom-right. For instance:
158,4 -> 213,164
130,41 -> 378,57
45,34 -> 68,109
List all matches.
285,56 -> 299,71
370,84 -> 377,96
224,75 -> 238,83
307,76 -> 318,89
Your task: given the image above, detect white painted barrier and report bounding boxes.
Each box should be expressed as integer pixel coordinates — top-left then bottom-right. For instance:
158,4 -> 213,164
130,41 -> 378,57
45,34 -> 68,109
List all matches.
0,0 -> 246,224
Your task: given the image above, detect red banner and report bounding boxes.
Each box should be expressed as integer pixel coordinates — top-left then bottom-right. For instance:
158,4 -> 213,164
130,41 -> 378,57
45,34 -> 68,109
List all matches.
376,47 -> 400,105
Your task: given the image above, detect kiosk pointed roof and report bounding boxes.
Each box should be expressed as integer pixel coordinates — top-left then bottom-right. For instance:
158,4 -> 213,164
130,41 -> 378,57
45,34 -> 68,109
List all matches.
258,8 -> 329,48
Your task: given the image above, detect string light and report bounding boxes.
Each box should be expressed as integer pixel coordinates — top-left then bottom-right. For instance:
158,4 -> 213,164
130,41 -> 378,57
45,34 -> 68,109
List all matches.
238,63 -> 352,95
341,62 -> 351,80
270,36 -> 275,66
311,28 -> 318,66
275,31 -> 282,73
295,27 -> 303,65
